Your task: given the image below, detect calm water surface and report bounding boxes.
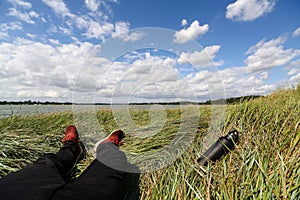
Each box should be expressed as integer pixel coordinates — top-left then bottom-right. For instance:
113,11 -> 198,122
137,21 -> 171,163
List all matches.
0,104 -> 187,118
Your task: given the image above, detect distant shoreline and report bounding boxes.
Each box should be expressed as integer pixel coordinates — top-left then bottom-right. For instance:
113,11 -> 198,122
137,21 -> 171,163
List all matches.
0,95 -> 262,106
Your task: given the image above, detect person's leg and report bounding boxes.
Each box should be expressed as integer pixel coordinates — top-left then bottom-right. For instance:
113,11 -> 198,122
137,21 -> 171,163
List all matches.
50,130 -> 132,200
50,142 -> 127,200
0,125 -> 82,200
50,140 -> 82,179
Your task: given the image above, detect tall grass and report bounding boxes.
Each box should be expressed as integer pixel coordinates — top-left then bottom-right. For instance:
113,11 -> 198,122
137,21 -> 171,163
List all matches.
138,87 -> 300,200
0,86 -> 299,199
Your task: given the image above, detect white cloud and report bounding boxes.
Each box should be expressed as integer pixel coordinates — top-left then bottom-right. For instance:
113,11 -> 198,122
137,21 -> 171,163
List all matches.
26,33 -> 36,39
0,21 -> 22,33
48,38 -> 60,45
41,0 -> 119,41
245,37 -> 300,72
85,0 -> 100,12
293,27 -> 300,37
93,51 -> 209,102
226,0 -> 276,21
17,90 -> 60,98
129,53 -> 178,82
29,11 -> 39,18
41,17 -> 47,23
41,0 -> 73,18
286,59 -> 300,77
260,71 -> 269,80
290,72 -> 300,83
83,21 -> 114,39
47,25 -> 59,34
75,16 -> 89,29
111,21 -> 144,42
6,0 -> 32,9
84,0 -> 117,20
98,52 -> 179,86
93,51 -> 229,102
209,67 -> 276,97
287,68 -> 298,76
0,32 -> 9,39
177,45 -> 223,68
174,20 -> 209,44
181,19 -> 188,26
41,0 -> 124,42
58,26 -> 72,35
7,8 -> 35,24
0,36 -> 290,102
0,38 -> 105,101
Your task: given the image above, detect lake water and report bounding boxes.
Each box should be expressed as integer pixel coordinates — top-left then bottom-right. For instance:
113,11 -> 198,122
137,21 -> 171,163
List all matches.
0,104 -> 72,118
0,104 -> 188,118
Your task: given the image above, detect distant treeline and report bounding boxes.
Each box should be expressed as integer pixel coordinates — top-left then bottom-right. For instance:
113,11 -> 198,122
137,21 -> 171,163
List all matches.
128,95 -> 263,105
205,95 -> 263,105
0,95 -> 262,105
0,100 -> 72,105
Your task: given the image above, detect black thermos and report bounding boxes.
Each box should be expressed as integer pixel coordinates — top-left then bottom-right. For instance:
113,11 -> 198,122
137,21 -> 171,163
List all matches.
197,129 -> 239,166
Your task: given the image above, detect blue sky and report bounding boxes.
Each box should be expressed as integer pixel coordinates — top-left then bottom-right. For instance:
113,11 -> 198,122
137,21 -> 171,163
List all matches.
0,0 -> 300,103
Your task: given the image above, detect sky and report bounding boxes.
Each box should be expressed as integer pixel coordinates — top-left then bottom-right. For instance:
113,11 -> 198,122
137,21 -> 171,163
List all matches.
0,0 -> 300,103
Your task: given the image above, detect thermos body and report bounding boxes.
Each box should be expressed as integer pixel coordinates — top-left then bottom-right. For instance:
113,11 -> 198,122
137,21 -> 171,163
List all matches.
197,129 -> 239,166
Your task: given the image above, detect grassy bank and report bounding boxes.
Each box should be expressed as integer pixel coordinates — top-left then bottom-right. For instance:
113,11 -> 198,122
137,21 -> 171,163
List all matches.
0,87 -> 299,199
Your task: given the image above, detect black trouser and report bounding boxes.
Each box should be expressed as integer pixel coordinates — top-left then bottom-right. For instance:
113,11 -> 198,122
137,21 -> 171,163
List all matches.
0,142 -> 140,200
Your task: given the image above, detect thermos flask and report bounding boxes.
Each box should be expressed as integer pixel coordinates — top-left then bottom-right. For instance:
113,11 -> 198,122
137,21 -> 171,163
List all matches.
197,129 -> 239,166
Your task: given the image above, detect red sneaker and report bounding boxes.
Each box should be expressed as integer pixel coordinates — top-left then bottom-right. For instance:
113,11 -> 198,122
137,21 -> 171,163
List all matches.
100,129 -> 125,146
62,125 -> 79,144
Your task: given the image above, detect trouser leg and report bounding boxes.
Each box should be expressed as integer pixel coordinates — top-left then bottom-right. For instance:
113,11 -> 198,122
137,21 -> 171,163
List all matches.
50,140 -> 80,179
0,141 -> 80,200
50,142 -> 128,200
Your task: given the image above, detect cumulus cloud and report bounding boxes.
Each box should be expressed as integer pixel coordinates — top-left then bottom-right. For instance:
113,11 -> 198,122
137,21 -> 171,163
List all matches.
0,37 -> 287,102
42,0 -> 121,41
0,38 -> 105,101
83,21 -> 114,39
48,38 -> 60,45
85,0 -> 100,12
287,68 -> 298,76
226,0 -> 276,21
85,0 -> 117,20
174,20 -> 209,44
26,33 -> 36,39
0,21 -> 22,39
210,67 -> 276,97
6,0 -> 32,9
245,37 -> 300,72
0,32 -> 9,40
17,90 -> 60,98
181,19 -> 188,26
260,71 -> 269,80
41,0 -> 73,18
111,21 -> 144,42
129,53 -> 178,82
289,72 -> 300,83
93,51 -> 212,102
93,51 -> 232,102
97,52 -> 179,90
179,66 -> 277,101
7,8 -> 35,24
177,45 -> 223,68
286,59 -> 300,81
29,11 -> 39,18
293,27 -> 300,37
